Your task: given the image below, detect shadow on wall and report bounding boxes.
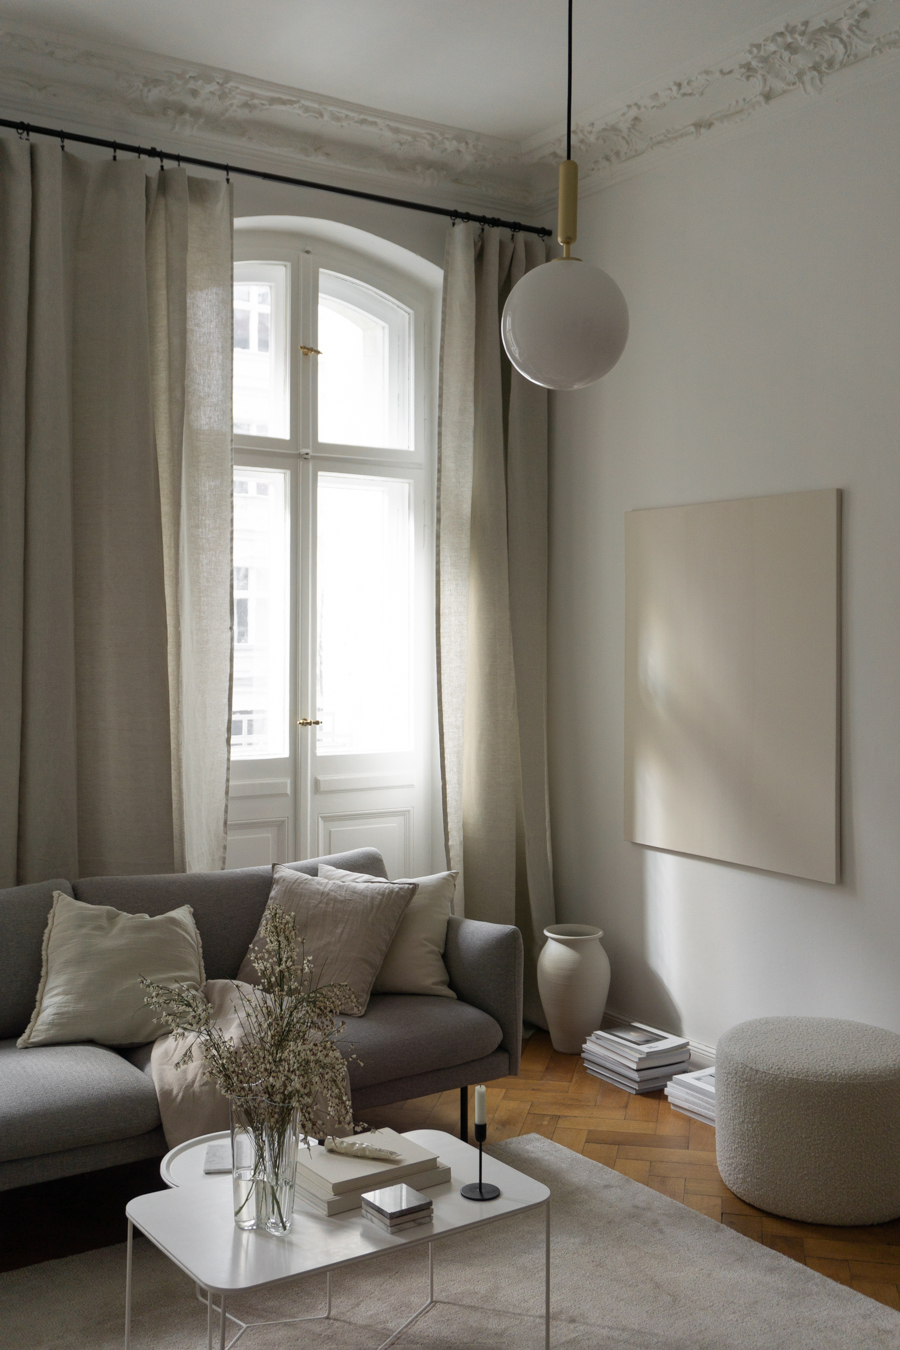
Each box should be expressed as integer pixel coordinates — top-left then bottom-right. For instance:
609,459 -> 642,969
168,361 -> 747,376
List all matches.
593,839 -> 685,1038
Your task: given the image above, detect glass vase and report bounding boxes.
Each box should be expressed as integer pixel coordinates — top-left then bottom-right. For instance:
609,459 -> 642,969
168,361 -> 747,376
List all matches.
230,1096 -> 300,1235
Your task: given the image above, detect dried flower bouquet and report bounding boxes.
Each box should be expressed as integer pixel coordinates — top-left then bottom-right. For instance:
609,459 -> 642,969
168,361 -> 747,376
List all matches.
142,903 -> 359,1231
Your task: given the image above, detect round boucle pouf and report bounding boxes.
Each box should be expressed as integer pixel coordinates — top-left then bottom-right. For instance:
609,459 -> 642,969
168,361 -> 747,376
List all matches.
716,1016 -> 900,1225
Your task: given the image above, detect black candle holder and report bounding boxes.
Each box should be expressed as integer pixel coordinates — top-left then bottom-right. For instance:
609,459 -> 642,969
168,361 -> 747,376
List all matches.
461,1121 -> 500,1201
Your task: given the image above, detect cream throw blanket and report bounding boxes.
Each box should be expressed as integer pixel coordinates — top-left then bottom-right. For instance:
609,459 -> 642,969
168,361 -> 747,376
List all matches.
150,980 -> 352,1148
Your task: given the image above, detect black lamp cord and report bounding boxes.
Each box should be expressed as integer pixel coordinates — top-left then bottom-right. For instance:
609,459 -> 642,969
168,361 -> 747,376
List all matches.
566,0 -> 574,161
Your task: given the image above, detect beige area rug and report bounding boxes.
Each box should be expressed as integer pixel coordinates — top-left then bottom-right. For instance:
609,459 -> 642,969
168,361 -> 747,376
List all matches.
3,1134 -> 900,1350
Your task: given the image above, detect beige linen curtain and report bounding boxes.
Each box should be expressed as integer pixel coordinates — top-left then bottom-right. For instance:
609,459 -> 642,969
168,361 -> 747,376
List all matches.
0,140 -> 233,885
437,222 -> 556,1025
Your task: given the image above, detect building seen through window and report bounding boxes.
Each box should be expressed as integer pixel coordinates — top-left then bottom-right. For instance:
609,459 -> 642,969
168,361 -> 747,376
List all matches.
230,469 -> 288,758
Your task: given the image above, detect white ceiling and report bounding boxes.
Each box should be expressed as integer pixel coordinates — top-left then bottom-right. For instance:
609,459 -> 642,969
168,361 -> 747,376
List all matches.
0,0 -> 820,141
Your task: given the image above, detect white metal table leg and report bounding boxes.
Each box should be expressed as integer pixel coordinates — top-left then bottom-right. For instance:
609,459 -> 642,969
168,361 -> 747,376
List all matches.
544,1201 -> 551,1350
124,1220 -> 133,1350
374,1241 -> 436,1350
219,1294 -> 227,1350
207,1287 -> 214,1350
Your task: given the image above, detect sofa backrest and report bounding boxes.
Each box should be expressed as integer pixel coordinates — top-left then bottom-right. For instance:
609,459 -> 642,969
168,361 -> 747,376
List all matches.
0,848 -> 388,1039
0,879 -> 75,1041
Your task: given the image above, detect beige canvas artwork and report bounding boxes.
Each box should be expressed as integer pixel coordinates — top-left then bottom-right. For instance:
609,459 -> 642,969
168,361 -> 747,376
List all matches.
624,488 -> 840,884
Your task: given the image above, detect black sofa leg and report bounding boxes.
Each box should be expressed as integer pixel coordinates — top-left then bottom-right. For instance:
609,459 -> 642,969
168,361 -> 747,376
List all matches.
460,1085 -> 468,1142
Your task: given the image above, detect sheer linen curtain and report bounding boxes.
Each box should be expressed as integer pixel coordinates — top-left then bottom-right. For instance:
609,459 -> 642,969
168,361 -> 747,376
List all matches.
0,140 -> 233,885
437,222 -> 556,1026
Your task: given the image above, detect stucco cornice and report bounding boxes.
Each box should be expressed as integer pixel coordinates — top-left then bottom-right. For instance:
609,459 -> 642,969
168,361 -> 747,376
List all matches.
0,2 -> 898,217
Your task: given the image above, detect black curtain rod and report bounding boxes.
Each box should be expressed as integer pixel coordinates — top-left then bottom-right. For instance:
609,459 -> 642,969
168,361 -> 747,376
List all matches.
1,117 -> 552,239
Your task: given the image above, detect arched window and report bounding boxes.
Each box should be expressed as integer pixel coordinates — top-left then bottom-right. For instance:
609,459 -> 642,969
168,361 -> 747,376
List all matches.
226,220 -> 441,878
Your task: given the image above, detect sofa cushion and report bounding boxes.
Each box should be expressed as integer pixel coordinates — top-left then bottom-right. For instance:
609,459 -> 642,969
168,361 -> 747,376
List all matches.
319,864 -> 458,999
72,847 -> 389,981
0,879 -> 75,1040
18,894 -> 205,1049
342,994 -> 503,1090
238,867 -> 417,1015
0,1039 -> 161,1161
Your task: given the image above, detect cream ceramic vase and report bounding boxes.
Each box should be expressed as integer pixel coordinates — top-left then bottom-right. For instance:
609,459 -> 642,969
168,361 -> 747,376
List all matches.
537,924 -> 611,1055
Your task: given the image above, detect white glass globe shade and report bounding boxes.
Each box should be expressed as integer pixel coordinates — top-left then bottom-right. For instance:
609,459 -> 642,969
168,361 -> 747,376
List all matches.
501,258 -> 629,390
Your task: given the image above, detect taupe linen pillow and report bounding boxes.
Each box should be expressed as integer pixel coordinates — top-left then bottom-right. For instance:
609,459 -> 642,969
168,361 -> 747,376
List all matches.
237,866 -> 417,1015
318,864 -> 458,999
18,892 -> 205,1048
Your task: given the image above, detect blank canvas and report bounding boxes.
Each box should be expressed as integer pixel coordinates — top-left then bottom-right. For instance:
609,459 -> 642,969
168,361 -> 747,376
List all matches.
624,489 -> 840,883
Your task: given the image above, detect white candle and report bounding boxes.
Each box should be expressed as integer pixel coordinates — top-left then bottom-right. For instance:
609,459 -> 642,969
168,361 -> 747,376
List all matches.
474,1085 -> 486,1125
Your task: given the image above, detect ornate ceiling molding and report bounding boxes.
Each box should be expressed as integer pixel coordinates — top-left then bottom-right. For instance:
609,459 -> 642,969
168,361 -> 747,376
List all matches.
0,18 -> 533,212
529,0 -> 900,200
0,2 -> 898,217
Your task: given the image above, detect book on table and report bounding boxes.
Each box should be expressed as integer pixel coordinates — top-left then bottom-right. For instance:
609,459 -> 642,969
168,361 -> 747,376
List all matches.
361,1183 -> 433,1234
364,1211 -> 433,1234
295,1128 -> 440,1196
295,1162 -> 451,1216
361,1183 -> 433,1220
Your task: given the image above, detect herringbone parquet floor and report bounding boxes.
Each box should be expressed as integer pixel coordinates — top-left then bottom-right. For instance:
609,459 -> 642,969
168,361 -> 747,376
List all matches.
364,1030 -> 900,1313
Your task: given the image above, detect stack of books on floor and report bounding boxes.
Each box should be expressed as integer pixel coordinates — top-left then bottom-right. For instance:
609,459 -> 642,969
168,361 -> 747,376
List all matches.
664,1066 -> 716,1125
582,1021 -> 690,1093
361,1183 -> 434,1234
294,1128 -> 451,1216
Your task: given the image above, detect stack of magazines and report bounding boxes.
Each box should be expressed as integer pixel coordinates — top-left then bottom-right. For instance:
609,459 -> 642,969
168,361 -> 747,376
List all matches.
582,1021 -> 690,1093
664,1066 -> 716,1125
294,1129 -> 450,1216
362,1183 -> 433,1234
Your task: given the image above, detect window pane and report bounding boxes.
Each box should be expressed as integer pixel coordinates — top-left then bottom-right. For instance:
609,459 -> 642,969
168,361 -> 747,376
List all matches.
231,468 -> 289,759
316,474 -> 412,754
317,271 -> 411,450
233,262 -> 289,438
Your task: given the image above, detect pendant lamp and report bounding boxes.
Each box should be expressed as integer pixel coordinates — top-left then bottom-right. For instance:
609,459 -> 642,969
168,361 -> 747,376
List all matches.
501,0 -> 628,390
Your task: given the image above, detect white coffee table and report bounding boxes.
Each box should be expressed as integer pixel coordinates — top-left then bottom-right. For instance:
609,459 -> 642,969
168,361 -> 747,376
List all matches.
125,1128 -> 550,1350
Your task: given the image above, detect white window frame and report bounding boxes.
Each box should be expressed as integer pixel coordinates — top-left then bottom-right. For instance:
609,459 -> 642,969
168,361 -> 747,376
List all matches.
228,224 -> 441,874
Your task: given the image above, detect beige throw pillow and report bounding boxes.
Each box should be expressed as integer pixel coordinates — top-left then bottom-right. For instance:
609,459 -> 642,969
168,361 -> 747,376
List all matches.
18,892 -> 205,1048
318,865 -> 458,999
236,866 -> 417,1015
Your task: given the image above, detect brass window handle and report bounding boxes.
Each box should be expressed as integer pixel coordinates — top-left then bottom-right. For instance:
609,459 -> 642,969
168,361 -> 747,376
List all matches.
297,718 -> 322,726
298,345 -> 322,356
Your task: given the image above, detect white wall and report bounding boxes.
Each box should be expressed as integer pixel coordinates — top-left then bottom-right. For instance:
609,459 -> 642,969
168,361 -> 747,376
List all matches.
230,175 -> 447,273
549,65 -> 900,1051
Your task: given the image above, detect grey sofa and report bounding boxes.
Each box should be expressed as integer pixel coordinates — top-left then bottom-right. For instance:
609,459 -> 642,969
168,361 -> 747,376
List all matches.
0,848 -> 523,1192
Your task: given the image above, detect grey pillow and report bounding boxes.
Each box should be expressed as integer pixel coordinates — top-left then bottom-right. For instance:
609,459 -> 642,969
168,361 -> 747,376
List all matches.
236,866 -> 417,1015
318,864 -> 458,999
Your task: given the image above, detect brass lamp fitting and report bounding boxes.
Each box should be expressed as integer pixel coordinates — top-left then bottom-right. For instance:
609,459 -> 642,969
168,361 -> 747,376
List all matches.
557,160 -> 578,260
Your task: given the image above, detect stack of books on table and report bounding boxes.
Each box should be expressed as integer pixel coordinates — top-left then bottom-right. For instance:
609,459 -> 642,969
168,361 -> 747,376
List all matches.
294,1128 -> 451,1216
582,1022 -> 690,1094
361,1183 -> 433,1234
664,1066 -> 716,1125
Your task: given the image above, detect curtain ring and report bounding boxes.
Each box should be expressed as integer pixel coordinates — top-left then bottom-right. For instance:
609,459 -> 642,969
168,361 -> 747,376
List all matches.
158,149 -> 165,171
16,121 -> 28,140
225,164 -> 231,184
112,141 -> 117,161
59,132 -> 65,152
